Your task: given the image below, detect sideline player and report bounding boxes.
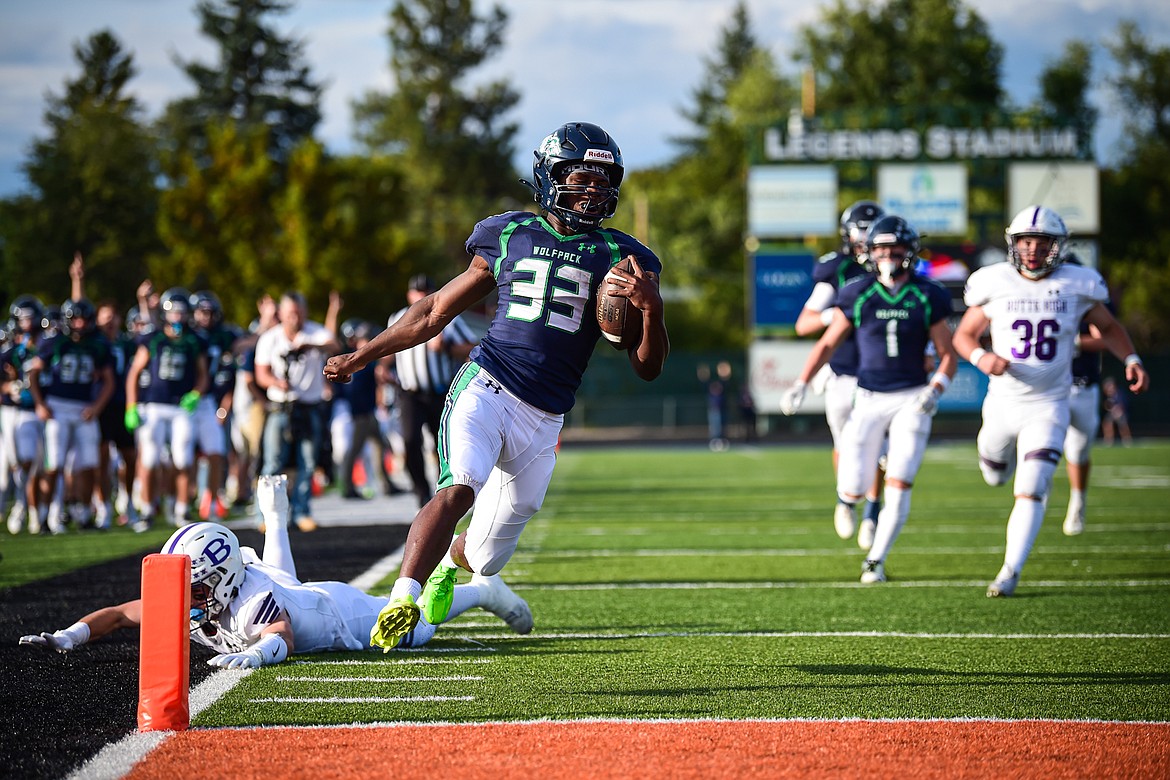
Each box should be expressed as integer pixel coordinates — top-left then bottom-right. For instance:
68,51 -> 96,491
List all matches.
781,215 -> 956,584
324,121 -> 669,651
19,475 -> 532,666
952,205 -> 1149,597
793,200 -> 888,546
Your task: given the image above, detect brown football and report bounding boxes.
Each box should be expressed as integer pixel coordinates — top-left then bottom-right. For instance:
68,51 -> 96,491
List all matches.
596,257 -> 641,351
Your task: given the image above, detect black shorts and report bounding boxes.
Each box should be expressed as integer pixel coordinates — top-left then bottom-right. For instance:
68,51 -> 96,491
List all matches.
99,401 -> 136,449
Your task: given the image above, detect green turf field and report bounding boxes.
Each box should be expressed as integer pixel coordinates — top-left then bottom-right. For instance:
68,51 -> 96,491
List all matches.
210,441 -> 1170,726
6,441 -> 1169,725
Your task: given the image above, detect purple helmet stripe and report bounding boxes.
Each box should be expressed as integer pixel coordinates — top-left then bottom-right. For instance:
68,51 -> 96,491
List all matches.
1030,206 -> 1041,228
164,523 -> 203,553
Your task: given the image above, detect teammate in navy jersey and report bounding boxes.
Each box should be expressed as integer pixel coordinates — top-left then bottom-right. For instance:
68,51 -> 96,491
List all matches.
782,215 -> 957,584
27,299 -> 115,534
324,121 -> 669,650
794,200 -> 888,545
125,288 -> 209,530
2,296 -> 47,533
92,301 -> 140,528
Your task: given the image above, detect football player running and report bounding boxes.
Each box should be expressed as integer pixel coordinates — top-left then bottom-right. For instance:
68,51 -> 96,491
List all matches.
793,200 -> 889,547
781,215 -> 957,584
953,205 -> 1149,597
18,475 -> 532,666
324,121 -> 669,652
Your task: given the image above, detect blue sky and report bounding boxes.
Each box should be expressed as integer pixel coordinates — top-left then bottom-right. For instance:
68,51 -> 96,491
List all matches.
1,0 -> 1167,197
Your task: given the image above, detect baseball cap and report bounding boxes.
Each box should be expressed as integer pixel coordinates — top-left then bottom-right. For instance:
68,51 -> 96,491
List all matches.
408,274 -> 436,293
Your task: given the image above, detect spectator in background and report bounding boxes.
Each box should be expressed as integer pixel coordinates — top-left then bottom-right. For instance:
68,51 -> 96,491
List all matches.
228,295 -> 278,510
254,291 -> 340,532
337,320 -> 405,500
1101,376 -> 1133,447
388,274 -> 479,508
698,362 -> 730,451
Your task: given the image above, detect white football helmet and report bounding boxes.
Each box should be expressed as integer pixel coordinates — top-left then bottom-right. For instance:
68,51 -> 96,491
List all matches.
1006,205 -> 1068,279
162,522 -> 245,629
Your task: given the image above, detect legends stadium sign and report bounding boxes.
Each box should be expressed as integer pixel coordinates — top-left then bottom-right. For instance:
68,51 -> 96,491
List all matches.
763,126 -> 1079,162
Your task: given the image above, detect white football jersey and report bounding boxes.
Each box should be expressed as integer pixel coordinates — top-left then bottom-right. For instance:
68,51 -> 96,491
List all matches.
964,262 -> 1109,402
190,548 -> 381,655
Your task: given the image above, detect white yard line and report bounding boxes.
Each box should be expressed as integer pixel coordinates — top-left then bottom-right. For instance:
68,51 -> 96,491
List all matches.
250,695 -> 475,704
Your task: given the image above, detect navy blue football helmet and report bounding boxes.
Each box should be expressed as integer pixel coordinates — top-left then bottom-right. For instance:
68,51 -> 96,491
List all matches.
61,298 -> 97,336
839,200 -> 885,257
8,295 -> 44,334
863,215 -> 920,284
190,290 -> 223,326
525,122 -> 624,233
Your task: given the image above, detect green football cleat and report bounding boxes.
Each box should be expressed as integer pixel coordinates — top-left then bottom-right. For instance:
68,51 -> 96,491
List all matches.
369,595 -> 420,653
417,564 -> 458,624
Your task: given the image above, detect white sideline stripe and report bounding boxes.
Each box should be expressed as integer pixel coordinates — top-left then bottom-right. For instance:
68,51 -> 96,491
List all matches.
251,695 -> 476,704
532,579 -> 1170,591
276,675 -> 484,683
207,715 -> 1170,730
451,629 -> 1170,641
66,668 -> 254,780
71,547 -> 409,780
525,545 -> 1170,558
288,658 -> 495,666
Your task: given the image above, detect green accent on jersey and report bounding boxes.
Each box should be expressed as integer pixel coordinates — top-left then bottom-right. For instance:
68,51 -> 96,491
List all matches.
851,281 -> 933,328
436,362 -> 481,490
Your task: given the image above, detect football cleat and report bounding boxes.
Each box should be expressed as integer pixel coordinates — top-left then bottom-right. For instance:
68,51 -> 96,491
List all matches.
860,559 -> 886,584
474,573 -> 533,635
834,501 -> 857,540
370,595 -> 420,653
1062,505 -> 1085,536
7,503 -> 27,535
987,568 -> 1019,598
417,564 -> 458,624
47,507 -> 67,535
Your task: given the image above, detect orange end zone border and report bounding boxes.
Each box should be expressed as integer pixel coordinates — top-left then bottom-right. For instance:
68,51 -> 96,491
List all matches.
126,719 -> 1170,779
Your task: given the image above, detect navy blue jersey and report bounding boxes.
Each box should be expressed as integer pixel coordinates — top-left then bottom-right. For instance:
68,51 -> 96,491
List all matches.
813,251 -> 868,376
837,274 -> 953,393
466,211 -> 663,414
138,330 -> 207,404
1,339 -> 40,409
36,333 -> 113,402
196,324 -> 241,402
104,333 -> 137,405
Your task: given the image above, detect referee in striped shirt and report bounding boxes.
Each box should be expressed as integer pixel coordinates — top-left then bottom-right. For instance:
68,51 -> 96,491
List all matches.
388,274 -> 479,508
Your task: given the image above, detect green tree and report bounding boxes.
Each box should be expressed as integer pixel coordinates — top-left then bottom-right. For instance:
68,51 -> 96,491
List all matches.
1099,22 -> 1170,350
1029,40 -> 1097,159
0,30 -> 159,307
615,4 -> 796,350
796,0 -> 1003,121
352,0 -> 520,269
162,0 -> 322,163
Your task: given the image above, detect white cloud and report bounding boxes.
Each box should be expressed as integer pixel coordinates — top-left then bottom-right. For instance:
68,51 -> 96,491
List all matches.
0,0 -> 1166,195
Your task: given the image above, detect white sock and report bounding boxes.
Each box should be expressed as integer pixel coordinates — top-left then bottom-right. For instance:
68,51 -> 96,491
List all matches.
445,584 -> 480,623
867,486 -> 911,563
390,577 -> 422,602
1004,497 -> 1046,574
1067,488 -> 1085,512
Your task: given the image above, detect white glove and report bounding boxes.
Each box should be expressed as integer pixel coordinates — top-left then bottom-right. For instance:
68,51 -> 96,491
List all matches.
256,474 -> 290,524
780,381 -> 807,416
208,650 -> 264,669
19,622 -> 89,653
208,633 -> 288,669
913,385 -> 942,416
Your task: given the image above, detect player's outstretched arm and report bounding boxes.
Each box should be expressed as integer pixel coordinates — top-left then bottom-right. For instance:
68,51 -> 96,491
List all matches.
207,618 -> 295,669
19,600 -> 143,652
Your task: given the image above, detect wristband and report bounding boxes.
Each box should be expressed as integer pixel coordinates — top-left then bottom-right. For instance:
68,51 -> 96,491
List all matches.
928,372 -> 950,392
65,621 -> 91,646
1124,354 -> 1142,368
253,633 -> 290,666
969,348 -> 988,368
819,308 -> 835,328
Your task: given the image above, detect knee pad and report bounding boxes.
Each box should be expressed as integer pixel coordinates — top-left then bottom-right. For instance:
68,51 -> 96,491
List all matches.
1014,447 -> 1060,499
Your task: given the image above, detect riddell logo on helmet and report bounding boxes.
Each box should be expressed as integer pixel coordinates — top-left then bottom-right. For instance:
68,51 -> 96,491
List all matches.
584,149 -> 615,164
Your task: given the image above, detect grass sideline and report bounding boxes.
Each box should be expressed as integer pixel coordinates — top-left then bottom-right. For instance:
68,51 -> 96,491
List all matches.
4,441 -> 1169,726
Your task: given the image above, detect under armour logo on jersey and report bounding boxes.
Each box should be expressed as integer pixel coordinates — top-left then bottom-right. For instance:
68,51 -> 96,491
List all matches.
578,243 -> 597,254
484,379 -> 502,394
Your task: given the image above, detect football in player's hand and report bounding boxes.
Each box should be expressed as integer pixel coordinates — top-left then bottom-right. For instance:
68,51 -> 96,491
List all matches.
596,258 -> 642,351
